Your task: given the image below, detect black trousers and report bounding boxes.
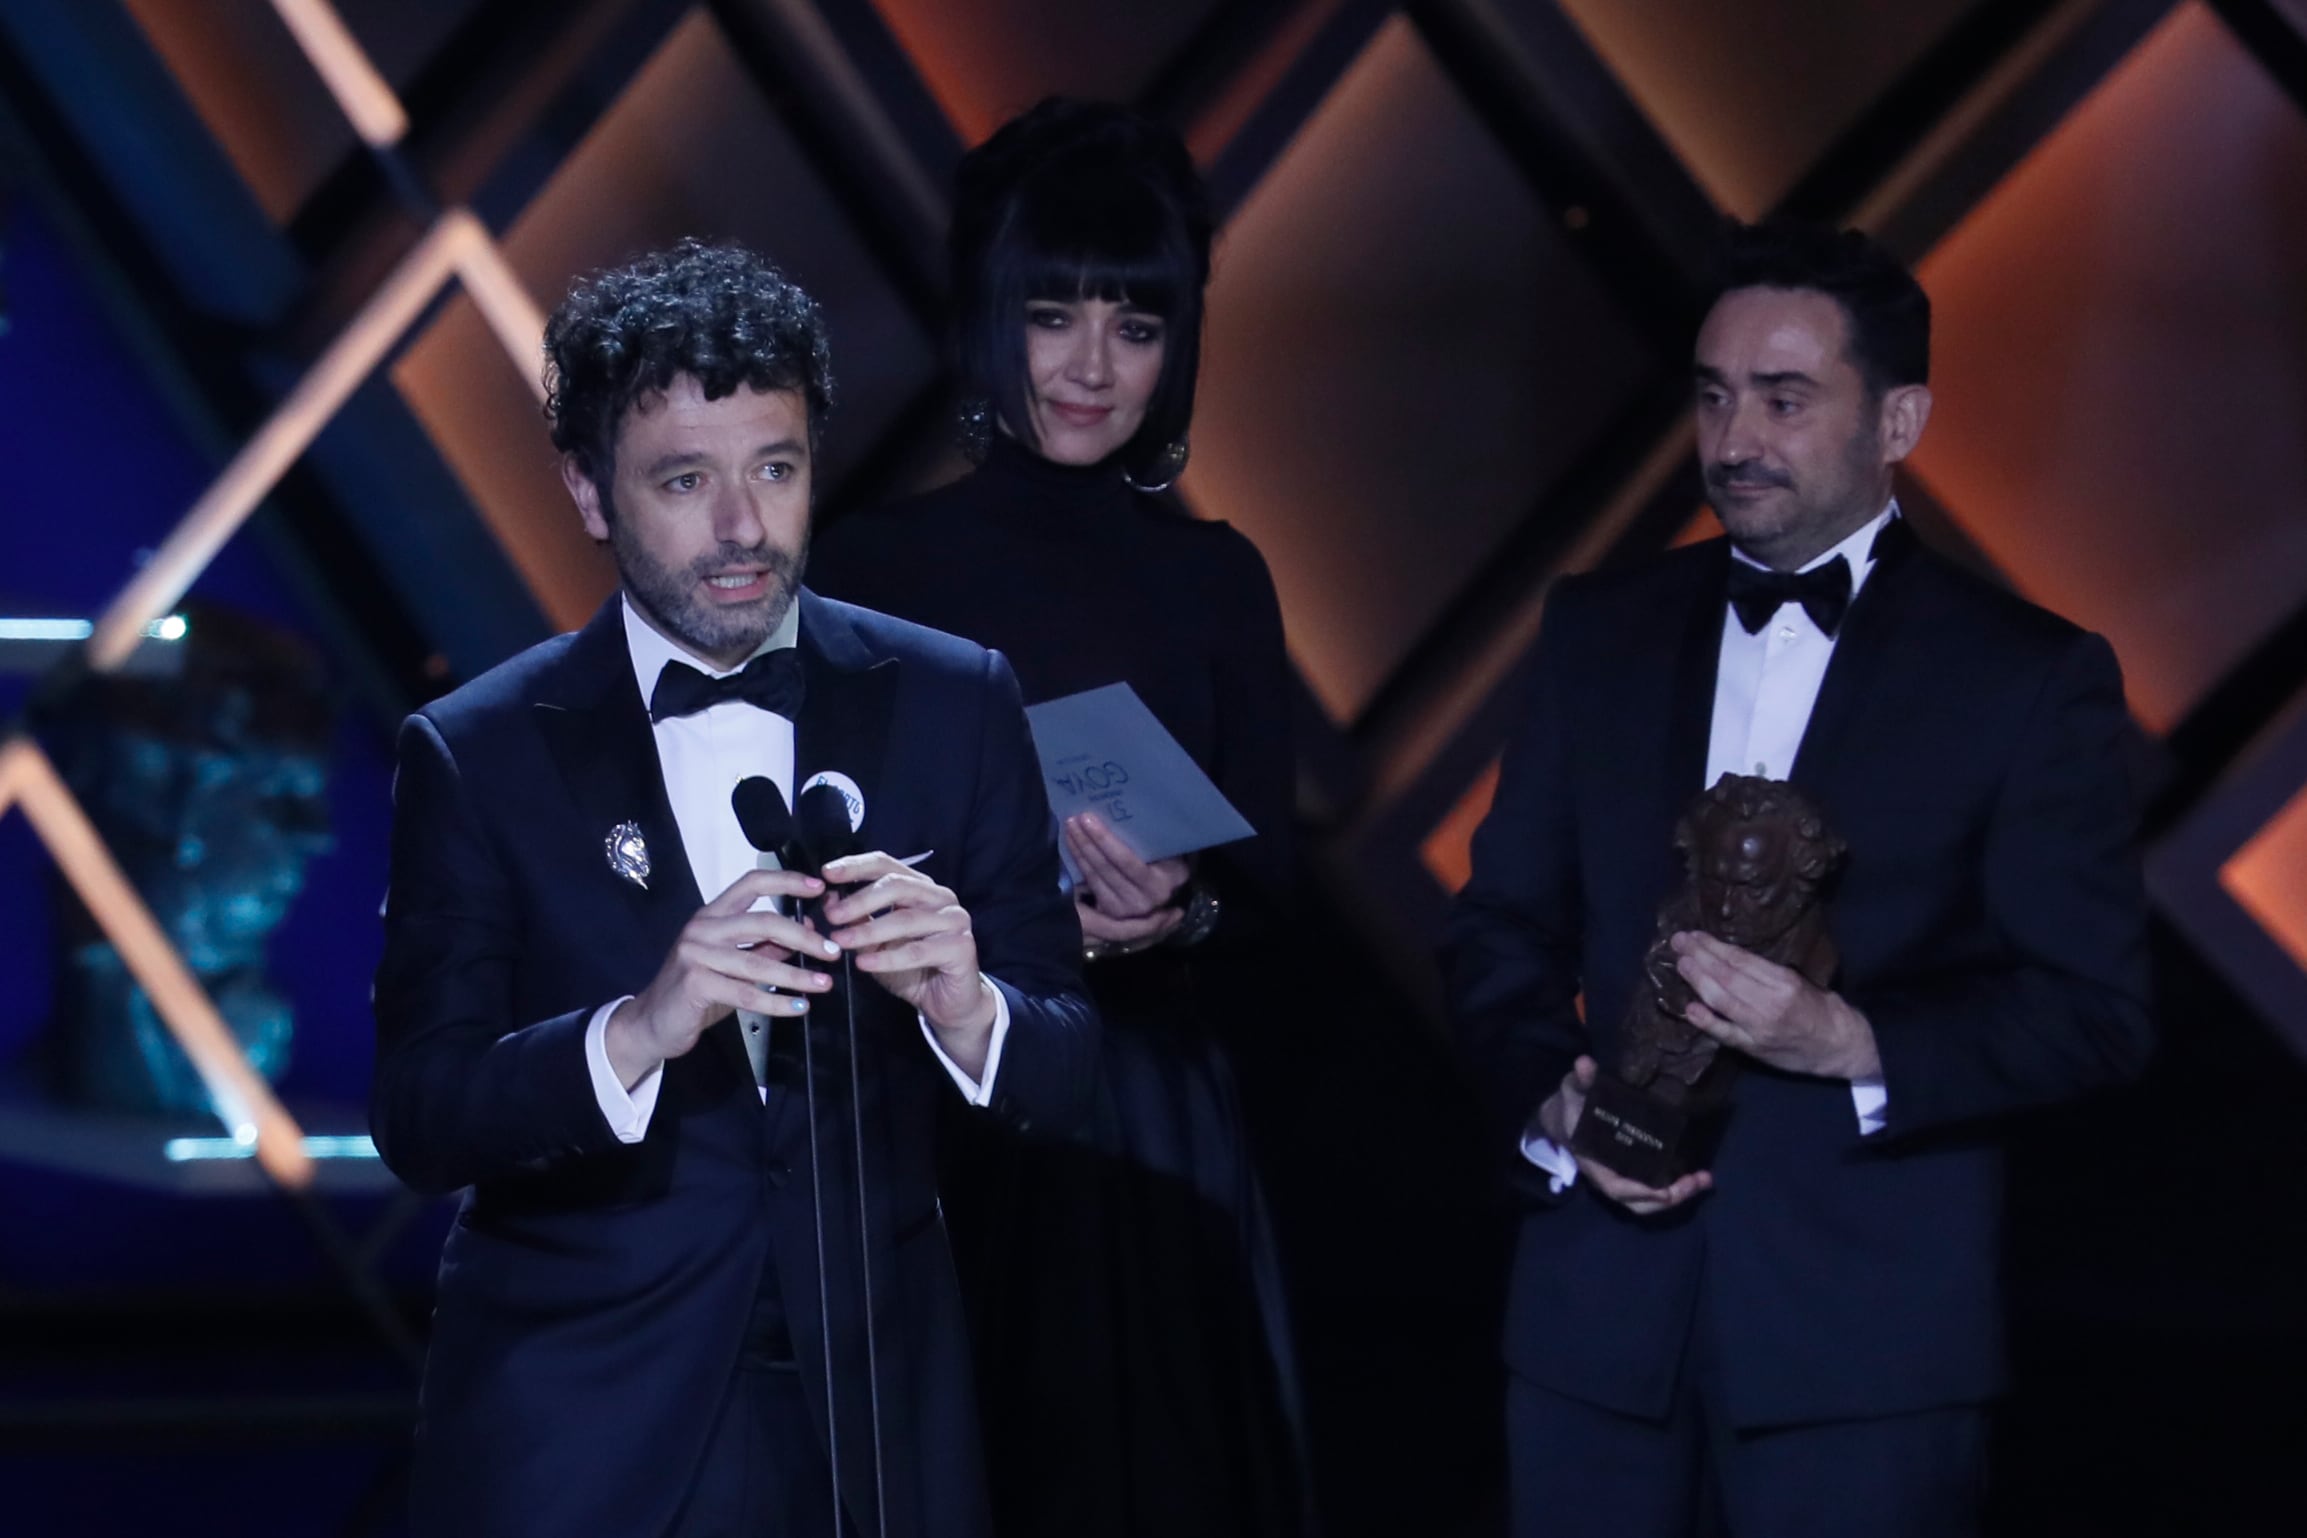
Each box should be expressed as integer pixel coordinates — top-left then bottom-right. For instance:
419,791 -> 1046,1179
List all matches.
664,1355 -> 850,1538
1507,1308 -> 1987,1538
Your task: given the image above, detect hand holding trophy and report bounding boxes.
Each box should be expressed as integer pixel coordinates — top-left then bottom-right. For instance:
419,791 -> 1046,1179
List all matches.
1570,774 -> 1848,1188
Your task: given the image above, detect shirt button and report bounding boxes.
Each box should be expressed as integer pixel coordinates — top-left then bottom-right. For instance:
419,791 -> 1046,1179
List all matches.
1776,625 -> 1797,642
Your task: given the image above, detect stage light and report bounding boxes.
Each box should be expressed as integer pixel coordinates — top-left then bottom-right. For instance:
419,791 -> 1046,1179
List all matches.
164,1133 -> 378,1163
267,0 -> 407,148
0,617 -> 184,641
87,212 -> 527,672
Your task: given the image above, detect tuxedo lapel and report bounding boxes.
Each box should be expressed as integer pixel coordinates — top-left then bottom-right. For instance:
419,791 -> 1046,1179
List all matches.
1667,545 -> 1730,803
534,602 -> 705,944
1789,516 -> 1921,794
792,590 -> 900,852
532,601 -> 755,1087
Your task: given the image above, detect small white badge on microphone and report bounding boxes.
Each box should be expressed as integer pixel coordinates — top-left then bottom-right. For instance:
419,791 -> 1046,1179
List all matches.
800,770 -> 865,833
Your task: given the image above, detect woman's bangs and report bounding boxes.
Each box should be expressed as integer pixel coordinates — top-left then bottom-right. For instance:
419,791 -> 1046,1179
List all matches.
1020,245 -> 1181,317
1013,185 -> 1187,316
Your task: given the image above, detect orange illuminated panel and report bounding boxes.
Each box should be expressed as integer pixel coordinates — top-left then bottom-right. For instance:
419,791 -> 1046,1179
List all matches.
1672,508 -> 1722,549
1914,3 -> 2307,733
2221,779 -> 2307,972
870,0 -> 1222,145
121,0 -> 353,221
394,9 -> 933,634
1186,0 -> 1351,165
1422,760 -> 1501,893
1191,17 -> 1651,723
1547,0 -> 1975,217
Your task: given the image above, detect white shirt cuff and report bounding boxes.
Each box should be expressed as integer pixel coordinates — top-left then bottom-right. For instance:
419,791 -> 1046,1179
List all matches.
1519,1078 -> 1884,1184
1519,1124 -> 1581,1195
919,978 -> 1009,1106
585,996 -> 662,1143
1851,1074 -> 1887,1136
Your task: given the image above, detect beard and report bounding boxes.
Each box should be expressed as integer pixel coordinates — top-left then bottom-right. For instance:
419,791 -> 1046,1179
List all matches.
609,513 -> 807,664
1704,424 -> 1884,566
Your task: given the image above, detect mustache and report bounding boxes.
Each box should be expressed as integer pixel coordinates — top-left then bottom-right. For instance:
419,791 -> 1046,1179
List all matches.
1704,463 -> 1792,491
685,541 -> 803,583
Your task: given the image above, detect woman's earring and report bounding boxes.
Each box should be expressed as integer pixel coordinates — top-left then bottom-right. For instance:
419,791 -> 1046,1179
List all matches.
955,396 -> 993,464
1124,435 -> 1189,494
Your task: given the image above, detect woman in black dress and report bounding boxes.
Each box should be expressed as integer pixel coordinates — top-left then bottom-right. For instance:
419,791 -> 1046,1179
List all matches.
808,99 -> 1310,1538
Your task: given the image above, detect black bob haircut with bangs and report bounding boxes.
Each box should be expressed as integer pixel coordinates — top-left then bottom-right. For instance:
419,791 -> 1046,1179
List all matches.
950,98 -> 1212,477
543,238 -> 834,492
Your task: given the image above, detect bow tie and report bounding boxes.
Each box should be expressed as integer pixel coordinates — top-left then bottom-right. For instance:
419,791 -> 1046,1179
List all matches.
1726,556 -> 1854,637
649,648 -> 805,723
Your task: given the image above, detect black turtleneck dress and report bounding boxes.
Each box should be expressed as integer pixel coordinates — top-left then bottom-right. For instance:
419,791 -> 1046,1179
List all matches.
809,436 -> 1309,1538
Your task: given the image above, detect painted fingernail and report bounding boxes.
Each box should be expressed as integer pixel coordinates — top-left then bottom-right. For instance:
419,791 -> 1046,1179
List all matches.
820,938 -> 841,958
787,996 -> 810,1013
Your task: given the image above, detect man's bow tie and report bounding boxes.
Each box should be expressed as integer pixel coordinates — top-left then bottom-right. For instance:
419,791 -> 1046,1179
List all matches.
1727,556 -> 1854,637
649,648 -> 805,723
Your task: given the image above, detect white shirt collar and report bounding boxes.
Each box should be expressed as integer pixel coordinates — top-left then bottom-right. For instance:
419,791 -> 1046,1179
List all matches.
620,592 -> 801,702
1730,500 -> 1899,598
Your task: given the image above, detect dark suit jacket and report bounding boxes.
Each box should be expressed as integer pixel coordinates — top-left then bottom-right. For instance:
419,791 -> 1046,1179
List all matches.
1446,522 -> 2152,1430
373,591 -> 1097,1538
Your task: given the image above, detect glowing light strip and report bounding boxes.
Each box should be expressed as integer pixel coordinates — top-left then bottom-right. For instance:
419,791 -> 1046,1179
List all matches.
450,227 -> 551,405
165,1134 -> 377,1163
0,739 -> 313,1188
0,616 -> 188,643
88,211 -> 545,670
1851,0 -> 2101,232
0,619 -> 92,641
267,0 -> 408,148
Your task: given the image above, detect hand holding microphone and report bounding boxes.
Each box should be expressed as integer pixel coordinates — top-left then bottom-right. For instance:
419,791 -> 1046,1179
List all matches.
601,861 -> 835,1091
781,779 -> 999,1064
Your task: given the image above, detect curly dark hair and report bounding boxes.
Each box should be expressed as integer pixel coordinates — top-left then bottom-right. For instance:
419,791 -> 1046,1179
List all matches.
950,98 -> 1212,477
1711,219 -> 1930,397
542,238 -> 834,488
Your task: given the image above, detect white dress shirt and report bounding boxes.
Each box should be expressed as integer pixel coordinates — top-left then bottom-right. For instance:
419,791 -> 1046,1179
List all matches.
1524,506 -> 1897,1190
583,596 -> 1009,1141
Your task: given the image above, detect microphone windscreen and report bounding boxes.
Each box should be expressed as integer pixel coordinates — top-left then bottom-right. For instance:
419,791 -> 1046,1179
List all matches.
731,776 -> 793,853
796,780 -> 860,865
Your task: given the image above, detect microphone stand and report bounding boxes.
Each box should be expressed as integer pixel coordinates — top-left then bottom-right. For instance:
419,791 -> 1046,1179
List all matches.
840,941 -> 890,1538
795,831 -> 889,1538
795,922 -> 845,1530
736,776 -> 866,1529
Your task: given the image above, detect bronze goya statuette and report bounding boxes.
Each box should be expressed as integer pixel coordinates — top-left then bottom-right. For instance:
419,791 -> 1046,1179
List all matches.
1573,773 -> 1847,1185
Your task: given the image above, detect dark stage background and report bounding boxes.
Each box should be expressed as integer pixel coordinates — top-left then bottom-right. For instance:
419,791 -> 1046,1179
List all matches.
3,2 -> 2306,1534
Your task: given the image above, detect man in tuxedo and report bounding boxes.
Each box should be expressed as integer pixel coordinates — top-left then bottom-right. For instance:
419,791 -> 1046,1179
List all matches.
372,240 -> 1095,1538
1447,220 -> 2152,1536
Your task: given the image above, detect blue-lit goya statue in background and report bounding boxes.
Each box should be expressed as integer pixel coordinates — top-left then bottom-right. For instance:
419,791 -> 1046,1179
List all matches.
39,605 -> 333,1115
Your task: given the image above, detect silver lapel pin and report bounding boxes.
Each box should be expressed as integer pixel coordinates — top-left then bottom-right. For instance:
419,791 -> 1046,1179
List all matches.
605,820 -> 652,890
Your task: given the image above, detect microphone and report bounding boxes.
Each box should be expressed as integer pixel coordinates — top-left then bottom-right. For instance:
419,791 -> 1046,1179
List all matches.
732,775 -> 793,861
794,780 -> 861,874
730,777 -> 796,1089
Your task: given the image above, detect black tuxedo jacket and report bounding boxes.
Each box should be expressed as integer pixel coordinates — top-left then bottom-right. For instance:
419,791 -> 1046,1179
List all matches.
372,591 -> 1096,1538
1446,522 -> 2151,1429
